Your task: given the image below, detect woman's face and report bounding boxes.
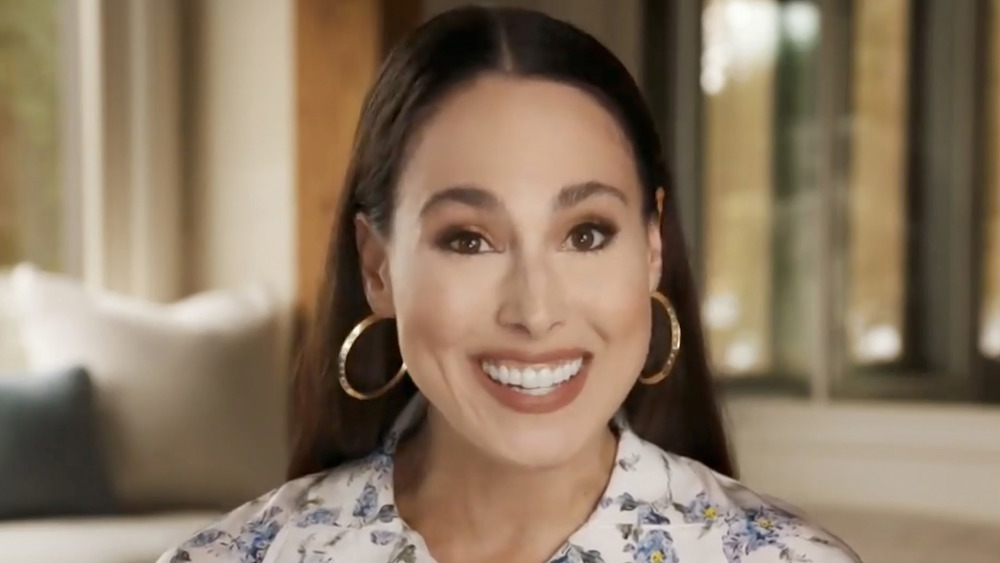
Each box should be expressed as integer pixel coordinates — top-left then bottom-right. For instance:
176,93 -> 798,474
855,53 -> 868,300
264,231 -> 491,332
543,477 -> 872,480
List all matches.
358,75 -> 662,468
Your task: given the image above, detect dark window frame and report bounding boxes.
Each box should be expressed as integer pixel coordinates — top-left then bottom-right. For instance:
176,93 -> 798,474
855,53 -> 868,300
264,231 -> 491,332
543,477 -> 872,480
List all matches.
643,0 -> 1000,404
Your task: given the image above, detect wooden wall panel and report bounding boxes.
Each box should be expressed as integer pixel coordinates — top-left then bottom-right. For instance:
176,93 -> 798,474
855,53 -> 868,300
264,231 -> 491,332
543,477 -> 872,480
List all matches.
295,0 -> 379,317
295,0 -> 423,319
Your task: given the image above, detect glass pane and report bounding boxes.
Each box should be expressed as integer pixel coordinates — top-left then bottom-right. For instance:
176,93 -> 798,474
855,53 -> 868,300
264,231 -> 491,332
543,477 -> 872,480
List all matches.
983,0 -> 1000,360
845,0 -> 910,365
701,0 -> 823,378
0,0 -> 64,271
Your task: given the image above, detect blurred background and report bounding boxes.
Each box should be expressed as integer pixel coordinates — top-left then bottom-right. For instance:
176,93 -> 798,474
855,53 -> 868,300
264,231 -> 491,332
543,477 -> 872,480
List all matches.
1,0 -> 999,561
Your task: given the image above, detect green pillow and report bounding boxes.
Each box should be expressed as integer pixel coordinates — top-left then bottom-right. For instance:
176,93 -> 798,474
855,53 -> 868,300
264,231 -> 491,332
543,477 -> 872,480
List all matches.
0,367 -> 116,519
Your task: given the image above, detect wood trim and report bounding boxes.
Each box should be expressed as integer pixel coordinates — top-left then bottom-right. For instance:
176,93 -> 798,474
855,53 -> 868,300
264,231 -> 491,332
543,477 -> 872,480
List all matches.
295,0 -> 424,323
295,0 -> 378,318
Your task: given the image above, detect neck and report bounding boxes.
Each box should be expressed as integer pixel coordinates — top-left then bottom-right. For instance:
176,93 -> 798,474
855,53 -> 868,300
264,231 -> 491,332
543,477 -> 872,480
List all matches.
394,409 -> 617,549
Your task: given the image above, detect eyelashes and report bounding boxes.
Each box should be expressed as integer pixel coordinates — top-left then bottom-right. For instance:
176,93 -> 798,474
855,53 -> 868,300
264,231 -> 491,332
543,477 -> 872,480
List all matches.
435,227 -> 496,255
433,220 -> 620,256
563,221 -> 617,252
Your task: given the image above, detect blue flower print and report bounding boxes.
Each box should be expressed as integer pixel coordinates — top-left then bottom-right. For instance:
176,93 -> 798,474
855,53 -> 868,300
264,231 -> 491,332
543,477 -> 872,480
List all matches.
201,506 -> 281,563
350,481 -> 399,527
296,507 -> 341,527
389,543 -> 419,563
353,483 -> 379,518
367,447 -> 394,479
188,528 -> 225,547
682,492 -> 725,526
371,529 -> 402,546
638,504 -> 672,525
295,544 -> 335,563
632,529 -> 678,563
550,543 -> 606,563
173,506 -> 284,563
722,507 -> 804,563
161,396 -> 858,563
618,452 -> 640,471
612,493 -> 672,525
347,444 -> 395,487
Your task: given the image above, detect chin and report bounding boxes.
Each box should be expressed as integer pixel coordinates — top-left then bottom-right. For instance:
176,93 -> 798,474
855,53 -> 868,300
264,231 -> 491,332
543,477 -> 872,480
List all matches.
481,413 -> 612,470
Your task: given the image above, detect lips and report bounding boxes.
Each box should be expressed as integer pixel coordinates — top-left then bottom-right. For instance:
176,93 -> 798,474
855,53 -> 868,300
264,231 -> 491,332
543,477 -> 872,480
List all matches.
471,349 -> 592,413
480,357 -> 584,394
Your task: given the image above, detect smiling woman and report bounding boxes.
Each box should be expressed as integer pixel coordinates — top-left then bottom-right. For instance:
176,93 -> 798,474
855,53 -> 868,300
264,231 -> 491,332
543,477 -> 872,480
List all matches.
160,6 -> 859,563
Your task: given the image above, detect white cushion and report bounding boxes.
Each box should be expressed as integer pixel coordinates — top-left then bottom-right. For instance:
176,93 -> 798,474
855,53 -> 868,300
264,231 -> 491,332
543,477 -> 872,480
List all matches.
0,511 -> 220,563
8,264 -> 288,511
0,271 -> 27,373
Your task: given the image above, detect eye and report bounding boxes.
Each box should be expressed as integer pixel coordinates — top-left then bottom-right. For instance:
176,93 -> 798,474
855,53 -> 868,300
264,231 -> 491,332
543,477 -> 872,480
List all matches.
564,222 -> 617,252
440,230 -> 495,255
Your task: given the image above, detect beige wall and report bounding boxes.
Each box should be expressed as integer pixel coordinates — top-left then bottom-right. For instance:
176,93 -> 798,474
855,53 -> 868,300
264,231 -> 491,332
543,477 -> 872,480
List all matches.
181,0 -> 296,311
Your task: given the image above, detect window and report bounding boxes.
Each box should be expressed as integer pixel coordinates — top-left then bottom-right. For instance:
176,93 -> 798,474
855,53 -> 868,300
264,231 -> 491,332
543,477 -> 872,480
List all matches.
699,0 -> 825,384
983,0 -> 1000,362
650,0 -> 996,402
843,0 -> 910,368
0,0 -> 74,273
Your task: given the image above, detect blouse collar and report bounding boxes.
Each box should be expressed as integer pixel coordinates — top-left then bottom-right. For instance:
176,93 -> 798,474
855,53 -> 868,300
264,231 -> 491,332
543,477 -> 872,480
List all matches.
361,393 -> 697,528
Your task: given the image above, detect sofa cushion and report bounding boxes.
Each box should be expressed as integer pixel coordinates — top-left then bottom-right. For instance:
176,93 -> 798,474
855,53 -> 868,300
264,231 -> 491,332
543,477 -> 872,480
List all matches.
0,511 -> 220,563
0,366 -> 115,520
0,271 -> 27,372
8,265 -> 288,512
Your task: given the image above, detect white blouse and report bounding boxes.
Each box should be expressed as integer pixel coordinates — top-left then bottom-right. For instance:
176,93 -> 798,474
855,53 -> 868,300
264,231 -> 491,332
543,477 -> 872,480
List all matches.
159,396 -> 861,563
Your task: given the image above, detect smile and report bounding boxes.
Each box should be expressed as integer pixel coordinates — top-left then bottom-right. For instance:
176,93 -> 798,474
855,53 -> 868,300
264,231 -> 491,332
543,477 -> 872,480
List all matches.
480,357 -> 585,396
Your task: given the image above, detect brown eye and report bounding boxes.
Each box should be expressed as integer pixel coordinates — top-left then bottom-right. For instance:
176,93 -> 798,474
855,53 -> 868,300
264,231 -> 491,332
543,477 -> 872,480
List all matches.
564,222 -> 617,252
442,231 -> 494,254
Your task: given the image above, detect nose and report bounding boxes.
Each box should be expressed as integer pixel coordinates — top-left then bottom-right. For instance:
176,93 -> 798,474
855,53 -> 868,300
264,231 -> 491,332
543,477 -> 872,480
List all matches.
496,250 -> 566,337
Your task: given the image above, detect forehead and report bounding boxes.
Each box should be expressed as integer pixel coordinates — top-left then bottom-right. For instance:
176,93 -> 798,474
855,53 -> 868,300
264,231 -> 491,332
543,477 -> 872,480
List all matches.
397,75 -> 641,204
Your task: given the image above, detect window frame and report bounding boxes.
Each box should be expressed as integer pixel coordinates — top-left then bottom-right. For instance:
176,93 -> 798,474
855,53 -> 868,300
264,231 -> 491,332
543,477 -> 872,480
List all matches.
56,0 -> 183,300
980,0 -> 1000,403
644,0 -> 1000,403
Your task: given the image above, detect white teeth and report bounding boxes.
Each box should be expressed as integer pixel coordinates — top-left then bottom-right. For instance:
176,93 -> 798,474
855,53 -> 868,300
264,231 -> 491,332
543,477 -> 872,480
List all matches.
538,367 -> 553,387
522,369 -> 538,388
508,368 -> 521,386
481,357 -> 584,395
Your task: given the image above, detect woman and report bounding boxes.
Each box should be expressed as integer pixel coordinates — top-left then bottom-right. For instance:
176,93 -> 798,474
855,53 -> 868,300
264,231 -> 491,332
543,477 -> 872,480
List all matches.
161,6 -> 859,563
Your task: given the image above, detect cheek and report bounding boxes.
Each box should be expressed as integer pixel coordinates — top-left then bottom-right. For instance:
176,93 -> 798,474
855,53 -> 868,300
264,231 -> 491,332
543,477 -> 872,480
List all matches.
566,241 -> 655,372
582,268 -> 653,352
568,238 -> 654,327
389,250 -> 497,360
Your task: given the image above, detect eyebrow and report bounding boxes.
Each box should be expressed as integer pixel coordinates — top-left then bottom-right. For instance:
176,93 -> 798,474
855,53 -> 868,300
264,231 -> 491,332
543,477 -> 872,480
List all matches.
419,181 -> 629,218
553,181 -> 628,211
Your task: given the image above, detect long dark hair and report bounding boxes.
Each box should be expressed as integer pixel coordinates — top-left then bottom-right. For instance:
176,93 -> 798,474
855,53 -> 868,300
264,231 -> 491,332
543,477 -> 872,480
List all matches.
289,6 -> 734,480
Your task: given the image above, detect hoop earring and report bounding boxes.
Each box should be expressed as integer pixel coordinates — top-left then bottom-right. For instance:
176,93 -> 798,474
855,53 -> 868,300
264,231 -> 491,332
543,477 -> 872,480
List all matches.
639,291 -> 681,385
338,314 -> 407,401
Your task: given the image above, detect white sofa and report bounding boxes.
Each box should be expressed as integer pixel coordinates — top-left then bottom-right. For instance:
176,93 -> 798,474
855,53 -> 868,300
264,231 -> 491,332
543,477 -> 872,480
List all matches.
1,512 -> 220,563
0,265 -> 289,563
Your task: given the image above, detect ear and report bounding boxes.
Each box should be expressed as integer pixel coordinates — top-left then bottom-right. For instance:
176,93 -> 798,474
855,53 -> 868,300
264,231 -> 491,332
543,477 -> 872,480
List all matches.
647,188 -> 665,293
355,214 -> 396,317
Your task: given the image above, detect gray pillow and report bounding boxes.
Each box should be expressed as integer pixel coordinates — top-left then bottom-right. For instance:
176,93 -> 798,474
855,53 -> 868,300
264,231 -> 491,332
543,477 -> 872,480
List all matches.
0,366 -> 116,519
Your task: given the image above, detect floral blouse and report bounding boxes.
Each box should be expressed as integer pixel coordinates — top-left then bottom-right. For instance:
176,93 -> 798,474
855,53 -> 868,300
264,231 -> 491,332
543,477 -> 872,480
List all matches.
159,396 -> 861,563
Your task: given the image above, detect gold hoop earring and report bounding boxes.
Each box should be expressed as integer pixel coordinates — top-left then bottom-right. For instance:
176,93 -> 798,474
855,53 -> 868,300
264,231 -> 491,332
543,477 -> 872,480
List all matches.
639,291 -> 681,385
338,314 -> 407,401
